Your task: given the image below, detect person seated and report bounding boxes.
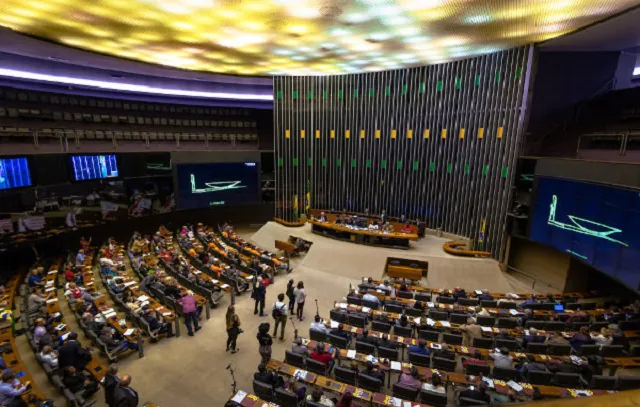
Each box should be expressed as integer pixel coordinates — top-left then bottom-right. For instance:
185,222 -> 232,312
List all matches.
310,342 -> 335,371
163,281 -> 181,300
254,363 -> 279,387
65,283 -> 99,302
377,334 -> 398,350
334,216 -> 342,225
422,374 -> 446,393
330,323 -> 351,343
33,318 -> 54,350
398,366 -> 421,389
497,293 -> 517,306
401,223 -> 413,233
39,345 -> 59,369
361,289 -> 381,306
459,381 -> 491,404
28,269 -> 45,288
99,328 -> 139,353
382,222 -> 394,233
462,350 -> 488,368
489,347 -> 514,369
570,326 -> 594,350
396,314 -> 411,329
106,276 -> 124,295
144,309 -> 174,340
376,280 -> 392,292
0,372 -> 29,405
474,306 -> 490,318
408,339 -> 430,356
345,217 -> 353,226
65,267 -> 81,283
28,287 -> 52,313
521,355 -> 548,375
291,337 -> 309,355
318,212 -> 327,222
62,366 -> 99,397
477,289 -> 494,302
307,389 -> 334,407
591,328 -> 613,348
545,358 -> 580,374
452,287 -> 467,300
76,249 -> 86,266
495,329 -> 514,342
285,379 -> 306,402
520,295 -> 539,308
81,312 -> 104,334
356,329 -> 378,347
522,327 -> 545,348
433,342 -> 455,360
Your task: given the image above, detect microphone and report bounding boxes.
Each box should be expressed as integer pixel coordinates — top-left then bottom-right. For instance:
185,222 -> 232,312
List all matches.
226,364 -> 232,370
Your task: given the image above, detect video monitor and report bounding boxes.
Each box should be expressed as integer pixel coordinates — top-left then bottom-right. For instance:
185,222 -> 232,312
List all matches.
0,157 -> 32,190
71,155 -> 119,181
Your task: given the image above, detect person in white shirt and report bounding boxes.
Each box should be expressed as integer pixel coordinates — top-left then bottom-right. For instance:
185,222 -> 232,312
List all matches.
362,289 -> 381,306
100,257 -> 115,268
306,389 -> 334,406
377,280 -> 392,292
310,315 -> 328,333
272,293 -> 288,341
591,328 -> 613,348
422,374 -> 446,394
39,345 -> 58,368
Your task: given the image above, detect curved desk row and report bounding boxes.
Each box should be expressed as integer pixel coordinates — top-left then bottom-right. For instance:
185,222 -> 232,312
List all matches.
443,241 -> 492,257
309,209 -> 420,234
310,220 -> 418,249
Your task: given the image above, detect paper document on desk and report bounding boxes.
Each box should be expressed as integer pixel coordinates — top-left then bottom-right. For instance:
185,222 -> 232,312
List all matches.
365,355 -> 377,363
481,326 -> 492,332
390,361 -> 402,371
475,290 -> 483,295
362,306 -> 371,313
330,320 -> 340,329
55,323 -> 66,331
413,317 -> 421,325
46,280 -> 54,286
45,287 -> 56,293
123,282 -> 136,287
246,275 -> 254,280
48,270 -> 58,275
507,380 -> 523,392
140,301 -> 150,307
339,303 -> 347,310
440,321 -> 451,327
430,343 -> 442,350
124,328 -> 135,336
46,298 -> 58,304
137,295 -> 149,302
212,279 -> 219,284
389,397 -> 402,407
482,377 -> 495,388
221,284 -> 230,289
509,309 -> 519,316
347,350 -> 356,359
231,390 -> 247,403
162,312 -> 173,317
426,318 -> 435,326
427,302 -> 435,308
293,370 -> 308,380
193,270 -> 201,275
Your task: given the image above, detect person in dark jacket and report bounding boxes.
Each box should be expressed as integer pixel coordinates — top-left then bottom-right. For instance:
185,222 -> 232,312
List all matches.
103,364 -> 119,407
62,366 -> 98,398
286,279 -> 296,313
58,332 -> 92,370
112,375 -> 138,407
253,277 -> 267,317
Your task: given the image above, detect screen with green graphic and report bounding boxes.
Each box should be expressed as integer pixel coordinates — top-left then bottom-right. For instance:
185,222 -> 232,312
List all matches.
530,177 -> 640,290
176,162 -> 260,210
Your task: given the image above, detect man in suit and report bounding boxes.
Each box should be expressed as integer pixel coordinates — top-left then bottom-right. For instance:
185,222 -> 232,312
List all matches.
113,374 -> 138,407
104,364 -> 120,407
318,212 -> 327,222
522,327 -> 545,348
433,343 -> 455,360
58,332 -> 92,370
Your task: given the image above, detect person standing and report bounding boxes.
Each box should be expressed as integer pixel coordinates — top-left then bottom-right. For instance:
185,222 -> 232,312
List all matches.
293,281 -> 306,321
226,305 -> 241,354
253,277 -> 266,317
286,279 -> 296,313
112,374 -> 138,407
257,322 -> 273,364
272,293 -> 288,341
178,291 -> 200,336
103,364 -> 119,407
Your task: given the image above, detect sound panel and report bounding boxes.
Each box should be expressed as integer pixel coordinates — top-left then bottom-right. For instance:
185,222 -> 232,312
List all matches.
274,46 -> 534,258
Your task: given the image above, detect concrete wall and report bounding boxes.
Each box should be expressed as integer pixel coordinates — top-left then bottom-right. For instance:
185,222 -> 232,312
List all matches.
507,237 -> 570,292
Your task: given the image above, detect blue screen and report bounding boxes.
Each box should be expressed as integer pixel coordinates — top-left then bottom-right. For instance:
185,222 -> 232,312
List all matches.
0,157 -> 32,190
530,177 -> 640,290
71,155 -> 119,181
176,162 -> 259,210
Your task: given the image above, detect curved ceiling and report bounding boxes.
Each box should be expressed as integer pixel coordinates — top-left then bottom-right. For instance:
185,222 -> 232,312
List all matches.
0,0 -> 638,76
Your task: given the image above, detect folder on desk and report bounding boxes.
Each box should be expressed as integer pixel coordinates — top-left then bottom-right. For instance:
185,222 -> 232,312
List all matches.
162,312 -> 173,317
45,287 -> 56,293
347,350 -> 356,359
440,321 -> 451,327
390,361 -> 402,371
123,282 -> 136,287
46,298 -> 58,304
137,295 -> 149,302
427,318 -> 435,326
413,317 -> 421,325
55,324 -> 66,331
231,390 -> 247,403
330,320 -> 339,329
482,377 -> 495,388
124,328 -> 135,336
507,380 -> 523,392
221,284 -> 230,289
427,302 -> 435,308
509,309 -> 519,316
339,303 -> 347,310
481,326 -> 492,332
48,270 -> 58,275
362,306 -> 371,313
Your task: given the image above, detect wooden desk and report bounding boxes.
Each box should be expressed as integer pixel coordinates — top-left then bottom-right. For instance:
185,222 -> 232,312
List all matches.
372,393 -> 427,407
228,391 -> 275,407
266,360 -> 318,385
310,220 -> 418,249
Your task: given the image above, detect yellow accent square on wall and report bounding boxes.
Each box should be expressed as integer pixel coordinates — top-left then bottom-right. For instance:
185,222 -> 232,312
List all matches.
459,128 -> 465,139
478,127 -> 484,139
315,130 -> 320,139
285,129 -> 290,139
375,130 -> 381,139
391,129 -> 397,139
497,126 -> 504,139
424,129 -> 430,139
441,128 -> 447,139
407,129 -> 413,139
330,130 -> 335,139
300,129 -> 305,139
345,129 -> 350,139
360,130 -> 365,139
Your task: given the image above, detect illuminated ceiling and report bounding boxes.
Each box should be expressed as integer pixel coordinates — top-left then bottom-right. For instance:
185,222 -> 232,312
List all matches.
0,0 -> 638,76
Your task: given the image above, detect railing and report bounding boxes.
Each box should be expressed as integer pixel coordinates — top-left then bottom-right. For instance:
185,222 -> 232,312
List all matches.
505,265 -> 559,292
577,131 -> 640,161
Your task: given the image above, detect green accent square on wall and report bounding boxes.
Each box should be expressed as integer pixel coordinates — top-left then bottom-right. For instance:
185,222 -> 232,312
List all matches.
397,160 -> 403,170
515,67 -> 523,80
419,82 -> 425,93
307,158 -> 312,167
277,158 -> 283,167
482,165 -> 489,176
475,75 -> 481,86
455,77 -> 461,90
413,161 -> 419,171
337,89 -> 343,99
495,71 -> 501,83
381,159 -> 387,169
336,158 -> 342,167
321,158 -> 327,167
353,88 -> 358,98
307,91 -> 313,100
277,90 -> 283,99
292,90 -> 298,100
402,84 -> 408,95
293,157 -> 298,167
385,86 -> 390,96
323,90 -> 328,100
436,80 -> 443,92
351,159 -> 356,168
429,162 -> 435,172
369,88 -> 374,97
464,164 -> 470,174
447,163 -> 453,174
365,160 -> 371,168
501,166 -> 508,178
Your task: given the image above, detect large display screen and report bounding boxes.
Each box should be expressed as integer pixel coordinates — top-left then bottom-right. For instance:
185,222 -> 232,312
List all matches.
176,162 -> 259,210
530,177 -> 640,289
71,155 -> 119,181
0,157 -> 32,190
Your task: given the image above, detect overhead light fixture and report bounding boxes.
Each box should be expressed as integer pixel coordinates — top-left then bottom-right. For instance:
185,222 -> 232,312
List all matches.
0,68 -> 273,101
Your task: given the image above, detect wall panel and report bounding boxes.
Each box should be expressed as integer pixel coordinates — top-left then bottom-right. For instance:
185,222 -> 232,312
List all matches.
274,47 -> 534,258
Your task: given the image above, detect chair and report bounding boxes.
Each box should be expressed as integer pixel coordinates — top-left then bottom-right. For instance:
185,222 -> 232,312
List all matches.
334,366 -> 357,386
253,380 -> 275,402
499,301 -> 517,310
397,291 -> 414,300
526,370 -> 554,386
591,375 -> 617,390
473,337 -> 495,349
464,363 -> 491,376
476,316 -> 495,326
432,356 -> 456,371
430,311 -> 449,321
620,320 -> 640,330
580,303 -> 596,310
544,321 -> 566,332
419,329 -> 440,342
328,333 -> 349,349
363,299 -> 380,310
443,333 -> 463,345
394,325 -> 413,338
495,339 -> 519,351
449,313 -> 469,324
415,293 -> 431,303
348,314 -> 367,328
438,296 -> 455,305
420,389 -> 448,407
330,310 -> 348,323
358,373 -> 383,392
458,298 -> 478,306
372,321 -> 391,333
393,383 -> 419,401
406,307 -> 423,317
618,376 -> 640,390
378,346 -> 399,361
347,296 -> 362,306
548,344 -> 571,356
571,321 -> 590,331
275,388 -> 299,407
386,304 -> 404,314
497,318 -> 518,329
459,397 -> 488,406
306,401 -> 325,407
492,367 -> 520,381
526,343 -> 548,354
553,373 -> 582,388
309,329 -> 327,342
525,321 -> 546,330
577,345 -> 599,356
356,341 -> 376,356
591,321 -> 609,332
285,350 -> 306,368
305,358 -> 328,376
480,300 -> 498,308
601,345 -> 625,357
409,352 -> 431,368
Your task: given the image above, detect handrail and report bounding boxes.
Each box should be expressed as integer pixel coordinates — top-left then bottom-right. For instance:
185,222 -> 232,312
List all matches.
443,241 -> 492,257
506,265 -> 558,292
272,218 -> 306,227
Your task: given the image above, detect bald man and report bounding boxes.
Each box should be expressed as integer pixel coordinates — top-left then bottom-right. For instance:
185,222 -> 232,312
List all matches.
113,374 -> 139,407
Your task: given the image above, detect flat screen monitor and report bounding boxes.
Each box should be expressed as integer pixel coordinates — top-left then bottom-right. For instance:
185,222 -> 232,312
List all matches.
71,155 -> 119,181
0,157 -> 32,190
554,304 -> 564,312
